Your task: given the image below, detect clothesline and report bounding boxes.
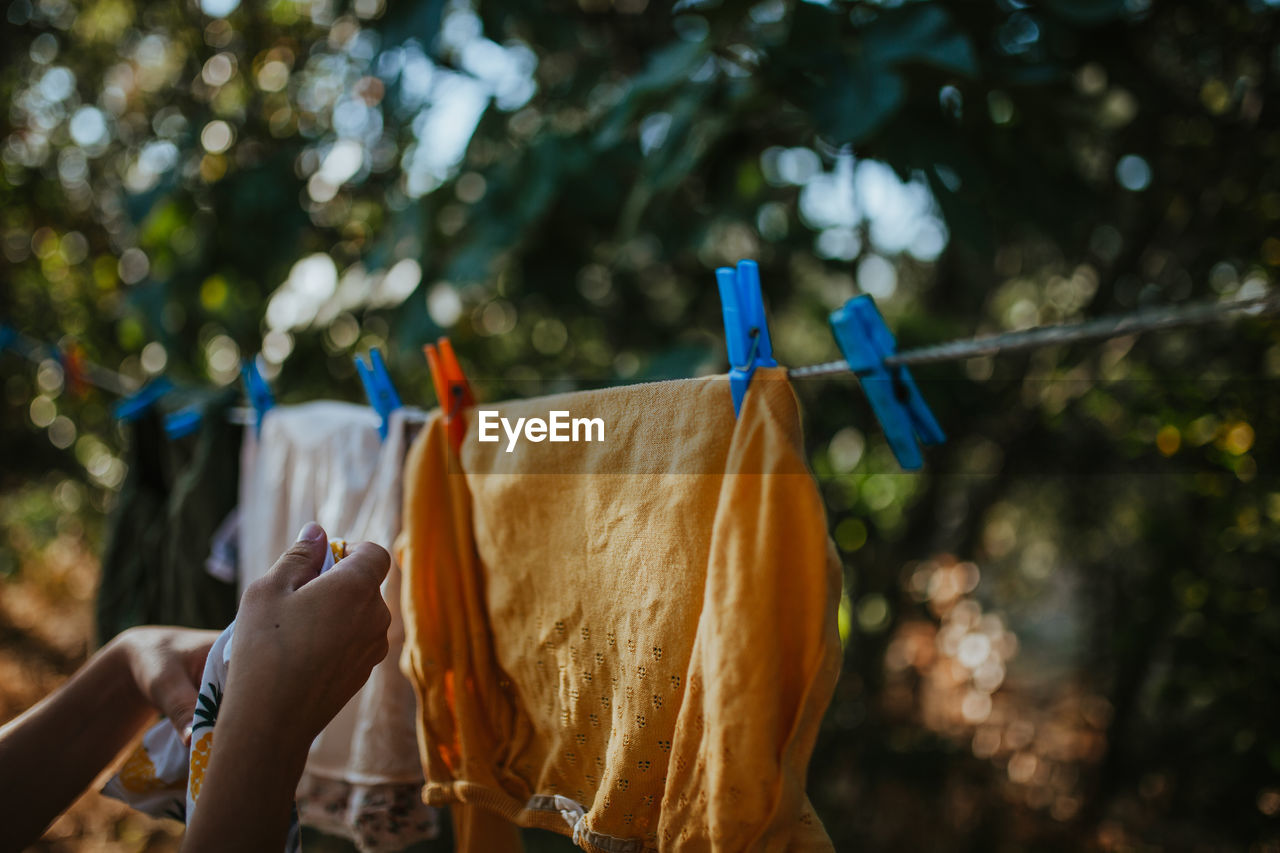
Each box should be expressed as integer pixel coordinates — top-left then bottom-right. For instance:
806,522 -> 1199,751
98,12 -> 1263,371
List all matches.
789,290 -> 1280,378
0,325 -> 258,423
2,325 -> 137,396
5,289 -> 1278,408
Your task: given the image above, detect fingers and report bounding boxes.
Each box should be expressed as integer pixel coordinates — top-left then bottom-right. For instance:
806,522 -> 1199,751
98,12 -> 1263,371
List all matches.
301,541 -> 392,630
310,541 -> 390,589
152,667 -> 200,746
268,522 -> 328,591
343,541 -> 391,585
177,628 -> 219,685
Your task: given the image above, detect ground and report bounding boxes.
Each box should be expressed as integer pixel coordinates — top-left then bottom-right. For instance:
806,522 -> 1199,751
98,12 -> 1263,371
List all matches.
0,501 -> 183,852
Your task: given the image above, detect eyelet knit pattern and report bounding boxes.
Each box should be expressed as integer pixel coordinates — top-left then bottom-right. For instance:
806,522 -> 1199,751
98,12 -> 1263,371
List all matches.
399,368 -> 842,852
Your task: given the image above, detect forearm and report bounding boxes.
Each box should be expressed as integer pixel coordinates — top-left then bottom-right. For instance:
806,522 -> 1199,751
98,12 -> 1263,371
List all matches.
180,698 -> 311,853
0,640 -> 154,850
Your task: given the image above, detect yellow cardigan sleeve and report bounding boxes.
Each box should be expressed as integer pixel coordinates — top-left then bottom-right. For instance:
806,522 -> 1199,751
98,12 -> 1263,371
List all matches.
658,372 -> 842,851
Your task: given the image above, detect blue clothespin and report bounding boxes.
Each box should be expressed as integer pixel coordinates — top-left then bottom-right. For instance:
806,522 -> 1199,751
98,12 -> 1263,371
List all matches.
716,259 -> 777,416
240,359 -> 275,437
354,347 -> 401,440
113,376 -> 174,423
163,406 -> 203,439
829,295 -> 945,471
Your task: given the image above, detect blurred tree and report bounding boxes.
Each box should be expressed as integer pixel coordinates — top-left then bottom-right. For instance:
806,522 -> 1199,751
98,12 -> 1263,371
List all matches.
3,0 -> 1280,849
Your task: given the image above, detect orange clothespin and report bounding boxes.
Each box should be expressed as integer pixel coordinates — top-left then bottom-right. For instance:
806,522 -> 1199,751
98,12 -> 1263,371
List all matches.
423,337 -> 475,456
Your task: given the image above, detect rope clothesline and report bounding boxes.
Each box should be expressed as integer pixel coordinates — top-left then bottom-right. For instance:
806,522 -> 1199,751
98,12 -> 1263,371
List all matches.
4,290 -> 1278,404
788,290 -> 1280,378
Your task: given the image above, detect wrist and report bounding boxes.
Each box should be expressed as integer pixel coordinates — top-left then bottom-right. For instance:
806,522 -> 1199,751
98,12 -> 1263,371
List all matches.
98,635 -> 150,715
215,674 -> 314,771
184,694 -> 310,853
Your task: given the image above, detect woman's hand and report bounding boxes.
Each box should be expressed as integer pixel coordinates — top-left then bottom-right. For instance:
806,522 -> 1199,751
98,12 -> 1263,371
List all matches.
227,522 -> 392,749
0,626 -> 216,848
110,626 -> 220,746
183,522 -> 392,853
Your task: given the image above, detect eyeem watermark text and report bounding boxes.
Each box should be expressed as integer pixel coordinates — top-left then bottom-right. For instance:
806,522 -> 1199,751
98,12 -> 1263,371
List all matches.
477,410 -> 605,452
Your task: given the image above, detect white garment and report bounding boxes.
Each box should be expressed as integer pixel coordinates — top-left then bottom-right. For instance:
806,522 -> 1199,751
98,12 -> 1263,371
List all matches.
237,402 -> 384,597
238,403 -> 437,851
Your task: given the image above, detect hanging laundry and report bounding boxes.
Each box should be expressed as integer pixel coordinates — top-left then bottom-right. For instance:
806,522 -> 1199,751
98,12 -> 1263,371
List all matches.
204,507 -> 240,584
238,401 -> 439,851
399,366 -> 843,852
96,387 -> 241,644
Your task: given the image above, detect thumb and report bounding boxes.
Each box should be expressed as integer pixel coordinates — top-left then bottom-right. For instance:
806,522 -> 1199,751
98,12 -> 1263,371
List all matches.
270,522 -> 328,591
154,672 -> 199,746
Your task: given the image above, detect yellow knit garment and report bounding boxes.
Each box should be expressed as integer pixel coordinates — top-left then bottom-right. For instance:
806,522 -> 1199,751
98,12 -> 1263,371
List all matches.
399,367 -> 842,852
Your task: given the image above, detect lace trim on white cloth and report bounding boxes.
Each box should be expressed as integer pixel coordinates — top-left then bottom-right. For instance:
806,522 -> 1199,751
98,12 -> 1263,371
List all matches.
295,774 -> 440,853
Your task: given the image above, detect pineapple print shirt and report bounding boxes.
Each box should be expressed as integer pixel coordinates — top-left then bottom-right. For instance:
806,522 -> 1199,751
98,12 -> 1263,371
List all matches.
103,621 -> 300,852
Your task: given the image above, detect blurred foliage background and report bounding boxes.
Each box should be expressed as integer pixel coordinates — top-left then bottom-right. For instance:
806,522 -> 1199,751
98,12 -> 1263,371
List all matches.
3,0 -> 1280,849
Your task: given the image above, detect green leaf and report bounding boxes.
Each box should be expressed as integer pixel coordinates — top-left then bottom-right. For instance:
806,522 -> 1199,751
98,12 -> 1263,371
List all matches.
781,3 -> 976,145
814,59 -> 907,145
1043,0 -> 1129,25
594,40 -> 709,151
863,4 -> 979,78
787,1 -> 845,52
376,0 -> 446,50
